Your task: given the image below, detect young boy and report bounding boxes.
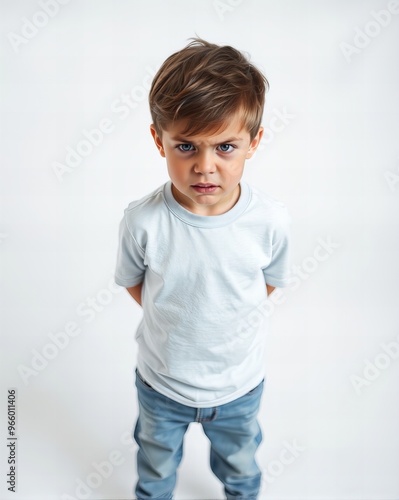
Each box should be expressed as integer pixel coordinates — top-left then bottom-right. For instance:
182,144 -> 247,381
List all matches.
115,38 -> 291,499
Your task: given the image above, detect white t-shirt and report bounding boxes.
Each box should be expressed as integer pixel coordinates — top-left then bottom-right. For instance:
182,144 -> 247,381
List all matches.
115,180 -> 291,407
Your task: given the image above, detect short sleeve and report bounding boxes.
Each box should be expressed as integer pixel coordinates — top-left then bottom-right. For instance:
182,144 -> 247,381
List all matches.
262,208 -> 292,288
114,215 -> 146,287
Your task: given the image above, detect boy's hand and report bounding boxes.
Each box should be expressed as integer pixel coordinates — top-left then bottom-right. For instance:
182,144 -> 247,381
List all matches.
126,283 -> 143,306
266,284 -> 275,296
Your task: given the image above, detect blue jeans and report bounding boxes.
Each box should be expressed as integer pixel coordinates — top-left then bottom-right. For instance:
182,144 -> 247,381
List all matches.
134,369 -> 264,499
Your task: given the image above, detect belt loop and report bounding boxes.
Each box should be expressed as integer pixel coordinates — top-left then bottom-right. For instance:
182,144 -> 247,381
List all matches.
195,408 -> 201,422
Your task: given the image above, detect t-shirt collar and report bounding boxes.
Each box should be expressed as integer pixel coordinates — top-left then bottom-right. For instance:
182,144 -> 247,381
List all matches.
163,180 -> 251,228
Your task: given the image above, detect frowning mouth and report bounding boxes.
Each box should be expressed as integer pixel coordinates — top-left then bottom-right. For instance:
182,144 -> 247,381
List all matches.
191,184 -> 219,193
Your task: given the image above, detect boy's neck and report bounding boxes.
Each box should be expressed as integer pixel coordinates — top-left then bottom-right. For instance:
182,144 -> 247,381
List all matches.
171,183 -> 241,216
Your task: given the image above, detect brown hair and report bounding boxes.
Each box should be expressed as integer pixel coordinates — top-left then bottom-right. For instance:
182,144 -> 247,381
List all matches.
149,38 -> 269,141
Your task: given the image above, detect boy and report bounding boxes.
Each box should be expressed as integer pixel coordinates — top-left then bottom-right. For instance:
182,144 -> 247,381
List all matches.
115,38 -> 291,499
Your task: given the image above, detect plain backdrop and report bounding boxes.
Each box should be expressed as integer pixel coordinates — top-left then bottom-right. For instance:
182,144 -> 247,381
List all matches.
1,1 -> 399,499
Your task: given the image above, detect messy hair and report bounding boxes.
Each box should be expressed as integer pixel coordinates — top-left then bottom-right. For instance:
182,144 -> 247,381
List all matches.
149,38 -> 269,141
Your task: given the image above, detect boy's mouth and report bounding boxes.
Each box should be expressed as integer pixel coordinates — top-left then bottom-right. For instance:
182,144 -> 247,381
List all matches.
192,183 -> 219,193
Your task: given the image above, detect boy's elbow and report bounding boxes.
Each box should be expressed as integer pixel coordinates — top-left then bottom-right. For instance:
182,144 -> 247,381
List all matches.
126,282 -> 143,306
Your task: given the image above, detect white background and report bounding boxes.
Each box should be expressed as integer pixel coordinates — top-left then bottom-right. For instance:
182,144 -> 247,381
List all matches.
1,0 -> 399,499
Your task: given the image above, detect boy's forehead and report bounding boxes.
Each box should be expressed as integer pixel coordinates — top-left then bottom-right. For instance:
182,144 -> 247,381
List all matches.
164,116 -> 249,143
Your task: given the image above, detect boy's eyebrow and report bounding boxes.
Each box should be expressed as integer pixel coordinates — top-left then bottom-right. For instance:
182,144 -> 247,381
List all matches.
170,135 -> 244,144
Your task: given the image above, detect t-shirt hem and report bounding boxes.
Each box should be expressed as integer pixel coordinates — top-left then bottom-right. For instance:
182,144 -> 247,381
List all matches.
263,275 -> 291,288
114,275 -> 143,287
143,376 -> 266,408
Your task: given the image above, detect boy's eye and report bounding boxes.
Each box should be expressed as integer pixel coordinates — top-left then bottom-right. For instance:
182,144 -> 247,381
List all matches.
217,144 -> 234,153
176,143 -> 235,153
178,144 -> 195,152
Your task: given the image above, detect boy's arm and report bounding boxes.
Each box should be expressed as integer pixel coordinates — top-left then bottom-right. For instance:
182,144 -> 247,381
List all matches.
129,283 -> 273,304
126,283 -> 143,307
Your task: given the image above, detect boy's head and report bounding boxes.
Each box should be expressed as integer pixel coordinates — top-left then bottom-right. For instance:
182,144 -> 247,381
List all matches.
149,38 -> 269,141
148,38 -> 269,216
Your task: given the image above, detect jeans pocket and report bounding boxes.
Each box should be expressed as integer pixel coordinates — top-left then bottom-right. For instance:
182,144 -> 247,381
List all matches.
136,368 -> 154,390
246,379 -> 264,396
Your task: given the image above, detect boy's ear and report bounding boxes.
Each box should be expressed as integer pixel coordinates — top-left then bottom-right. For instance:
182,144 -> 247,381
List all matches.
150,124 -> 166,157
246,127 -> 264,159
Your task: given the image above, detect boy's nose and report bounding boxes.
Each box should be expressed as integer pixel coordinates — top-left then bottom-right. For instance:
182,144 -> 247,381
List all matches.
193,152 -> 216,174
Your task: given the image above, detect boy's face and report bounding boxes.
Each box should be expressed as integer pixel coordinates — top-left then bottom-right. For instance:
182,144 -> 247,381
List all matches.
150,114 -> 263,216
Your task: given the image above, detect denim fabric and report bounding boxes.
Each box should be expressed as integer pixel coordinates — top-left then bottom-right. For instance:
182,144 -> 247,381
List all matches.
134,369 -> 264,499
